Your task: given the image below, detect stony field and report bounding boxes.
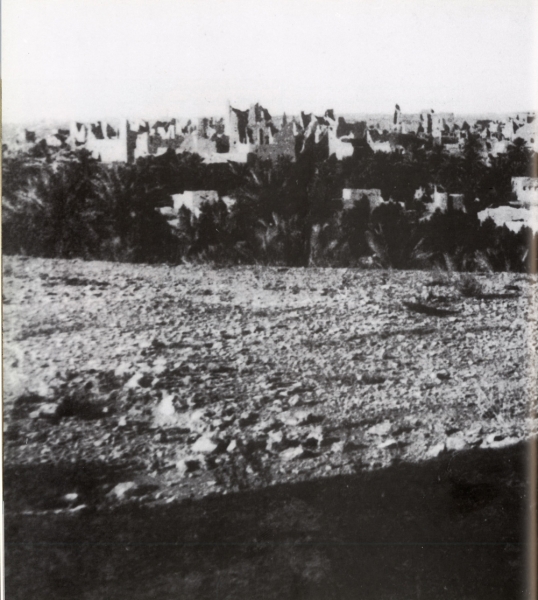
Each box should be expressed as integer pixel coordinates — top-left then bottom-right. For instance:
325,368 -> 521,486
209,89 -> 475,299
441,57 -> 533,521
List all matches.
3,255 -> 537,599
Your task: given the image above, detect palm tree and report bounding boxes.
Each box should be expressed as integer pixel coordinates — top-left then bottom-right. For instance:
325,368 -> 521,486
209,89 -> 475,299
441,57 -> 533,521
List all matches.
3,149 -> 102,258
95,161 -> 175,262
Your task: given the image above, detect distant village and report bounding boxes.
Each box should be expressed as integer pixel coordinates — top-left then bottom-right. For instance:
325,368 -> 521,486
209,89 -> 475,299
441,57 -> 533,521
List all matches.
5,102 -> 538,234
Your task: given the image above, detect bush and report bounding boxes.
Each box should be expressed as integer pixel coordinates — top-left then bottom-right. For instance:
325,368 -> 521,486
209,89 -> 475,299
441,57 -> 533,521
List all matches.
456,274 -> 484,297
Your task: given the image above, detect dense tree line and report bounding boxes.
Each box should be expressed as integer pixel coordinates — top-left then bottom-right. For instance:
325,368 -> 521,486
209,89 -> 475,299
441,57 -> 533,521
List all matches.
2,135 -> 536,271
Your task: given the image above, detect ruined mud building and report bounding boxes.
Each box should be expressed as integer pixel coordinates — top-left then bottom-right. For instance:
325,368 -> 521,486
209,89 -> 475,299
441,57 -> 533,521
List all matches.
12,104 -> 537,167
478,176 -> 538,234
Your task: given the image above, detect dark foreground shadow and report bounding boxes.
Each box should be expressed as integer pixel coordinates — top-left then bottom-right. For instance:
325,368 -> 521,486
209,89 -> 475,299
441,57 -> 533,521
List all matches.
4,443 -> 531,600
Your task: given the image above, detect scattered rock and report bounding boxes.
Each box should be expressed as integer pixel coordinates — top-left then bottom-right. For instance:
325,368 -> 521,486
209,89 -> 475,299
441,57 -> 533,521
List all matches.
238,411 -> 259,427
481,433 -> 520,449
446,434 -> 467,451
303,427 -> 324,449
378,438 -> 398,450
426,442 -> 445,458
282,410 -> 322,427
255,418 -> 280,433
343,440 -> 366,452
191,436 -> 219,454
114,363 -> 133,378
184,409 -> 206,432
267,430 -> 285,452
62,493 -> 79,504
156,394 -> 176,417
360,373 -> 386,385
288,396 -> 301,407
32,382 -> 53,399
151,338 -> 167,349
109,481 -> 137,500
403,301 -> 460,317
152,360 -> 168,376
464,424 -> 483,444
208,364 -> 235,374
176,458 -> 201,476
125,372 -> 153,389
280,447 -> 304,461
331,441 -> 345,454
368,421 -> 392,436
29,403 -> 60,420
393,424 -> 413,436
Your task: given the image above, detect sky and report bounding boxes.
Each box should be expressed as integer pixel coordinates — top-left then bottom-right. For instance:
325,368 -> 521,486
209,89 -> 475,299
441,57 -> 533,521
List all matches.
2,0 -> 537,123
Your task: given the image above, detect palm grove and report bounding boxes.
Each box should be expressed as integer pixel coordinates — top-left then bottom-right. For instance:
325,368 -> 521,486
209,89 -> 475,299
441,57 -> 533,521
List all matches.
2,134 -> 536,271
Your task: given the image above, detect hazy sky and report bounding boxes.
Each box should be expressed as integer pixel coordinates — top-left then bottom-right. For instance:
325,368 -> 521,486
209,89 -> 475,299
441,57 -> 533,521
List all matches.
2,0 -> 537,123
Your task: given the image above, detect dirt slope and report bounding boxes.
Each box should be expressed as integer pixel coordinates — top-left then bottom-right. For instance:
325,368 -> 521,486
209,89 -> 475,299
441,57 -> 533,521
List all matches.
3,256 -> 536,508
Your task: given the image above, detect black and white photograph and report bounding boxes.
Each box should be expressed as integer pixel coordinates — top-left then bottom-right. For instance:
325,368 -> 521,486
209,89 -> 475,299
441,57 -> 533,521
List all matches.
2,0 -> 538,597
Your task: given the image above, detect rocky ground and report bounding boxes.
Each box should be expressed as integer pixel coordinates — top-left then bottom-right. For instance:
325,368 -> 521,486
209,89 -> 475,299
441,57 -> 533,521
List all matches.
3,255 -> 537,599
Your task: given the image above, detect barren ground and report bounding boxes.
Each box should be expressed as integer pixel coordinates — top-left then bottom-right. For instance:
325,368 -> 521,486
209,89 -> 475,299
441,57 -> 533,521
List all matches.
3,256 -> 537,599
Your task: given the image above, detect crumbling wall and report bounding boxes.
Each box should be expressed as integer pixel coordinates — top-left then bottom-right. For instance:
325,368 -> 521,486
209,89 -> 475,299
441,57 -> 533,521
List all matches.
420,110 -> 433,135
255,122 -> 296,161
246,103 -> 278,148
83,120 -> 128,163
147,119 -> 184,155
293,112 -> 329,158
329,134 -> 354,159
393,104 -> 402,131
228,105 -> 250,147
366,130 -> 392,153
68,120 -> 131,162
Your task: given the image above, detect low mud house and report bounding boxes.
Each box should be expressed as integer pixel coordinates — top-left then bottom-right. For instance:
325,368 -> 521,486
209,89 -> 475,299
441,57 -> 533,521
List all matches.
342,188 -> 384,211
170,190 -> 219,218
478,205 -> 538,233
475,176 -> 538,234
511,177 -> 538,207
415,185 -> 466,218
